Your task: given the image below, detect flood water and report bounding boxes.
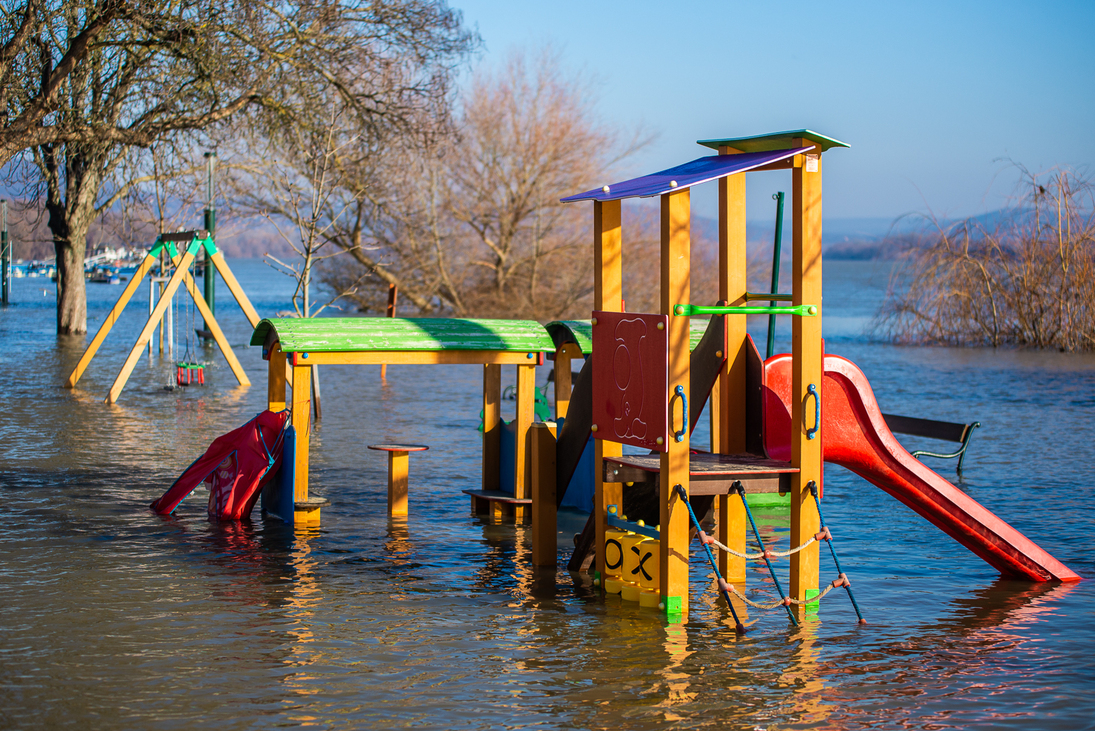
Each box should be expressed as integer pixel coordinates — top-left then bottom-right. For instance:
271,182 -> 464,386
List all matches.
1,259 -> 1093,730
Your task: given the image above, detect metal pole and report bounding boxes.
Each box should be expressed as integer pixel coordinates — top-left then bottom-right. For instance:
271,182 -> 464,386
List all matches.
766,192 -> 785,360
381,284 -> 397,379
2,200 -> 10,306
1,200 -> 10,307
202,152 -> 216,334
148,276 -> 155,357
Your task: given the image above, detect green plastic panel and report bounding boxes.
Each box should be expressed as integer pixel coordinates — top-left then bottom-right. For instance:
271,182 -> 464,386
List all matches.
697,129 -> 849,154
252,317 -> 555,354
544,318 -> 711,355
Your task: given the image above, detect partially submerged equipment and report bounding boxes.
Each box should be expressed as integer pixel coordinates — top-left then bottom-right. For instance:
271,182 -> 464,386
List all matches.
151,410 -> 289,520
253,316 -> 552,525
64,230 -> 260,403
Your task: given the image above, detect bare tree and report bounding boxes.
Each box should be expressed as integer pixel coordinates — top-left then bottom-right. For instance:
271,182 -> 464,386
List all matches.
321,47 -> 647,319
239,105 -> 371,318
0,0 -> 125,167
4,0 -> 474,334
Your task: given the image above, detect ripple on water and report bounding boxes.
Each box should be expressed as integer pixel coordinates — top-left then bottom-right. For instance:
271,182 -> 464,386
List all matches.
1,260 -> 1093,730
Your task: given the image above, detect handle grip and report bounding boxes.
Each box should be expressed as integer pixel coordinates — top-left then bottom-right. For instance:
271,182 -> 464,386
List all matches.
673,384 -> 687,442
805,383 -> 820,440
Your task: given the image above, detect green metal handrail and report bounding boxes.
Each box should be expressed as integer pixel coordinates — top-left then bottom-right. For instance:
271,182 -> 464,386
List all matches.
674,304 -> 817,317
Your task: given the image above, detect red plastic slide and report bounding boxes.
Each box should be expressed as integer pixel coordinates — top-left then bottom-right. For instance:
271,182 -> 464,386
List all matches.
763,353 -> 1080,582
151,410 -> 289,521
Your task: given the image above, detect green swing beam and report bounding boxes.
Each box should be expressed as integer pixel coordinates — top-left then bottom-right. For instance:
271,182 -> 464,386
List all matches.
673,303 -> 818,317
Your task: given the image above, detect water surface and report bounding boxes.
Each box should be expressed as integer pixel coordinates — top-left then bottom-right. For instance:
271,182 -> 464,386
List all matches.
1,260 -> 1092,730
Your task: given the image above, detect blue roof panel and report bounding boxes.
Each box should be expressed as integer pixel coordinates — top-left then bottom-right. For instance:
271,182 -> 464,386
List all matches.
561,146 -> 812,203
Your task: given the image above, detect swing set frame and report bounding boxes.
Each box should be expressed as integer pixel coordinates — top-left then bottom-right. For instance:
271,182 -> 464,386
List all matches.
64,230 -> 260,403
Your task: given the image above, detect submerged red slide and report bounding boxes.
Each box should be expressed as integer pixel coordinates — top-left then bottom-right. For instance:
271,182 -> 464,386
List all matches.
763,353 -> 1080,582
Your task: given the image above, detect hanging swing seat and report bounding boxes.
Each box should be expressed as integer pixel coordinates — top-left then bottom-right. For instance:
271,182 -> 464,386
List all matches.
176,362 -> 205,386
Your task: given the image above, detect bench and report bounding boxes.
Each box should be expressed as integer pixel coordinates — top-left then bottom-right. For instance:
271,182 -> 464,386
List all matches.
882,413 -> 981,476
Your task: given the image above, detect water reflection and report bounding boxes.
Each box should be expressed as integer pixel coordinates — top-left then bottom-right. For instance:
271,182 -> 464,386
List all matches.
3,260 -> 1093,730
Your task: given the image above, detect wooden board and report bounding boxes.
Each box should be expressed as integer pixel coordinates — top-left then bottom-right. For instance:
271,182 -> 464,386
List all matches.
460,489 -> 532,506
602,454 -> 795,497
555,354 -> 594,506
591,311 -> 670,452
604,452 -> 798,476
251,317 -> 555,354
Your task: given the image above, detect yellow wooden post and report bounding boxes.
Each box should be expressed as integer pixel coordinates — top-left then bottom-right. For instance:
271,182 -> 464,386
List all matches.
388,451 -> 409,516
291,363 -> 314,522
105,249 -> 196,404
790,141 -> 823,603
481,364 -> 502,498
660,188 -> 691,617
553,344 -> 580,420
513,363 -> 536,522
593,199 -> 623,582
65,253 -> 157,388
718,155 -> 750,583
209,251 -> 261,327
531,422 -> 558,567
268,342 -> 287,411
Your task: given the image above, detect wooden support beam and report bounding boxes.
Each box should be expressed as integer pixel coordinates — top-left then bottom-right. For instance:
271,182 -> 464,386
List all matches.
268,341 -> 287,411
790,140 -> 824,604
717,151 -> 750,587
209,251 -> 261,327
105,250 -> 196,404
719,495 -> 748,582
65,253 -> 157,388
660,188 -> 691,618
482,364 -> 502,496
387,451 -> 409,516
553,344 -> 576,420
291,364 -> 312,518
593,199 -> 623,582
531,422 -> 558,567
285,350 -> 543,366
513,364 -> 536,522
718,169 -> 748,456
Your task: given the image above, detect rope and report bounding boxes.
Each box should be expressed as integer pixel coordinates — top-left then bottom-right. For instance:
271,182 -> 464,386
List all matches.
721,574 -> 848,610
735,482 -> 797,625
698,529 -> 822,559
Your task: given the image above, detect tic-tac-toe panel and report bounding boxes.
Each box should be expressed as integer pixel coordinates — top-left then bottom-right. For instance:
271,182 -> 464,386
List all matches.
591,311 -> 669,452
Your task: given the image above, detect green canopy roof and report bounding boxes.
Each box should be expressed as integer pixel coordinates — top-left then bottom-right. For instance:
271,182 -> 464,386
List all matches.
545,319 -> 713,355
252,317 -> 555,354
697,129 -> 849,154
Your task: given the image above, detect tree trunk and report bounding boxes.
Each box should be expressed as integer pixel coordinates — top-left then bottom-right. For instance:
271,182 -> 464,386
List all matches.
43,144 -> 101,335
53,222 -> 87,334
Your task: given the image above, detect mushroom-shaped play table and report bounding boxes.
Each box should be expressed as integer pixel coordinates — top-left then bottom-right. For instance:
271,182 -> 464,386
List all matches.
368,443 -> 429,516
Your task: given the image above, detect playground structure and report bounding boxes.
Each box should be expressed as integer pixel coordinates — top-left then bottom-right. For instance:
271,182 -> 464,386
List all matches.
248,129 -> 1078,623
64,230 -> 260,403
252,317 -> 552,525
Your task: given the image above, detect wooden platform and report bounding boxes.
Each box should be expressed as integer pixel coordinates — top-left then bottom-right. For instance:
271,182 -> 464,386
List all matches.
461,489 -> 532,506
602,452 -> 797,495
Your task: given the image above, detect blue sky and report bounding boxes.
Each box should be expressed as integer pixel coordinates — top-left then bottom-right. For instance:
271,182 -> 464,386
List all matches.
456,0 -> 1095,222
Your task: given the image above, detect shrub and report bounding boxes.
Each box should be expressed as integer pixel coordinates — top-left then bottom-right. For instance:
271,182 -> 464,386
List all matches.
876,169 -> 1095,351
